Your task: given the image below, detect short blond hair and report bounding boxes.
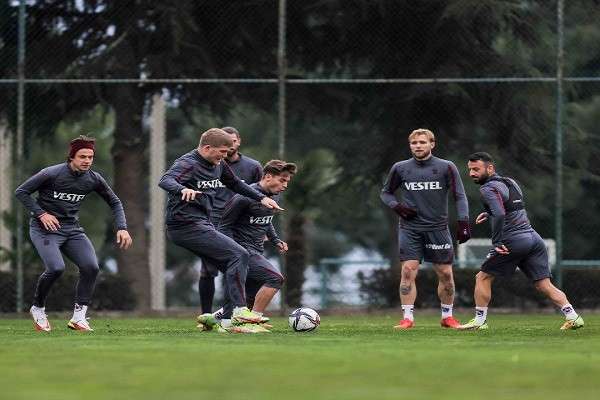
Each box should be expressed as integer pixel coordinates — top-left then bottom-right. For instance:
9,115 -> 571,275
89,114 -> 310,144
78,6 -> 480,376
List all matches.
199,128 -> 234,147
408,128 -> 435,143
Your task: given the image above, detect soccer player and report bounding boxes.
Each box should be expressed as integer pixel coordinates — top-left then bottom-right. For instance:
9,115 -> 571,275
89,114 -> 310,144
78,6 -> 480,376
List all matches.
158,128 -> 282,332
380,128 -> 471,329
459,152 -> 584,330
198,160 -> 296,332
15,135 -> 132,332
198,126 -> 262,315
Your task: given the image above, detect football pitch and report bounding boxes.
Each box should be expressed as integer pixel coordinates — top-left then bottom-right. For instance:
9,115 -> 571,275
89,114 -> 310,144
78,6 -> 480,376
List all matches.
1,314 -> 598,400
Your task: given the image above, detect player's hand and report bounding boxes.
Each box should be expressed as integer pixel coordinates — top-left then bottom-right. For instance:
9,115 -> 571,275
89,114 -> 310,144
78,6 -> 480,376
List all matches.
276,241 -> 288,254
457,220 -> 471,244
494,244 -> 509,255
38,212 -> 60,231
116,230 -> 133,250
261,197 -> 284,211
393,203 -> 417,220
181,188 -> 202,202
476,212 -> 488,224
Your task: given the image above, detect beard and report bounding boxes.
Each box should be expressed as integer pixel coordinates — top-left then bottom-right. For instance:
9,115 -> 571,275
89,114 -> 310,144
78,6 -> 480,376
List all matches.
412,149 -> 431,160
227,149 -> 238,158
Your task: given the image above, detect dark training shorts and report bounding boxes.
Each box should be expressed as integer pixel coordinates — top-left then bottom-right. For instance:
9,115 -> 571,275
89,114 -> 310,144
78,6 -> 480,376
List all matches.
481,231 -> 551,281
398,228 -> 454,264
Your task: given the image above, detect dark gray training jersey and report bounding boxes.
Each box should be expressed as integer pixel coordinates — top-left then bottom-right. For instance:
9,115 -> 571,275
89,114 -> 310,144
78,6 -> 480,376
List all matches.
380,156 -> 469,231
15,162 -> 127,230
479,174 -> 533,247
158,149 -> 266,226
212,154 -> 262,217
219,183 -> 282,254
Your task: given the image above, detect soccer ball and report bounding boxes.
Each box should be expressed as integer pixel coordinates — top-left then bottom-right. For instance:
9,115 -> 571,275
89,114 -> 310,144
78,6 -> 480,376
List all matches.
288,307 -> 320,332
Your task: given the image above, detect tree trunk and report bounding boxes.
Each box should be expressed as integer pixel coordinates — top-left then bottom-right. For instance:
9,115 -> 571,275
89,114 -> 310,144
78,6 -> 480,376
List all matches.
284,213 -> 306,308
110,85 -> 150,310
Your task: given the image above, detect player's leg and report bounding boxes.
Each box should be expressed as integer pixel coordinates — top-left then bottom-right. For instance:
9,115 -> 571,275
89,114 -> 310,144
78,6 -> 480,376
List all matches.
458,271 -> 495,330
61,230 -> 99,331
247,254 -> 283,315
198,212 -> 220,314
29,225 -> 68,331
395,228 -> 422,329
521,232 -> 583,330
427,229 -> 459,328
397,259 -> 419,329
198,260 -> 218,313
168,223 -> 263,327
245,277 -> 262,309
459,239 -> 525,330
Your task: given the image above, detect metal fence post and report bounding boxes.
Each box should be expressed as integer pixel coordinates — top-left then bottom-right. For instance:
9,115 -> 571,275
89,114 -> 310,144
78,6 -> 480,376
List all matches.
555,0 -> 564,287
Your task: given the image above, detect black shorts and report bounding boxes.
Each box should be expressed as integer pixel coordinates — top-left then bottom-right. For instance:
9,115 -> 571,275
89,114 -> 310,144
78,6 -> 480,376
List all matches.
398,228 -> 454,264
481,231 -> 551,281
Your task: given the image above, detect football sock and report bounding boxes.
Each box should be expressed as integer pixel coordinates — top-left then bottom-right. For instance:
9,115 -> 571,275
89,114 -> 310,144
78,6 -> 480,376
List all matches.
402,305 -> 414,321
560,304 -> 578,320
72,303 -> 87,321
441,303 -> 453,319
475,307 -> 488,325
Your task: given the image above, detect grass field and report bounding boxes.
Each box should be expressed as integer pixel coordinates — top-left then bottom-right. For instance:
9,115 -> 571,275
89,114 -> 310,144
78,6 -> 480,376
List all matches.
1,313 -> 598,400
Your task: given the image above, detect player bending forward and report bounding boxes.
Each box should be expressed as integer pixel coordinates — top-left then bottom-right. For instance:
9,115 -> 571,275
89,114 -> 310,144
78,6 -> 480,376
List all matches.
459,152 -> 583,330
159,128 -> 282,334
197,160 -> 296,333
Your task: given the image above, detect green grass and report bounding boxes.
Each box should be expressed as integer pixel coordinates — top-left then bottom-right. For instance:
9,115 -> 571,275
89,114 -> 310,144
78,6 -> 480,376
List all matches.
1,313 -> 598,400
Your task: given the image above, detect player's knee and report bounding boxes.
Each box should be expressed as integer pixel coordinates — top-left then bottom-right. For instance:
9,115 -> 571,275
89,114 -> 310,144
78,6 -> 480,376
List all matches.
81,262 -> 100,277
266,275 -> 284,290
236,248 -> 250,264
476,271 -> 492,282
45,262 -> 65,275
533,278 -> 551,292
437,269 -> 453,283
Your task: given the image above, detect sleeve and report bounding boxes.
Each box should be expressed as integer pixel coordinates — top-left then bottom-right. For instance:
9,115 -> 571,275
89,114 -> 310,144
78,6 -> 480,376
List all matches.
266,223 -> 283,246
218,195 -> 250,238
380,164 -> 402,209
447,161 -> 470,221
220,162 -> 265,202
94,173 -> 128,231
158,158 -> 193,195
480,184 -> 506,246
14,168 -> 51,217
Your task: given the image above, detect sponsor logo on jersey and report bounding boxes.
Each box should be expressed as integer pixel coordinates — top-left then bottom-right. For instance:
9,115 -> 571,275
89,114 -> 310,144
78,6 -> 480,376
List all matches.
53,191 -> 86,203
404,181 -> 443,191
425,243 -> 452,250
197,179 -> 225,189
249,215 -> 274,225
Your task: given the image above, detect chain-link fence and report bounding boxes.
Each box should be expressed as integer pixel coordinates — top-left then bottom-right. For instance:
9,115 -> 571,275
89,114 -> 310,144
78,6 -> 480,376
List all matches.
1,0 -> 599,312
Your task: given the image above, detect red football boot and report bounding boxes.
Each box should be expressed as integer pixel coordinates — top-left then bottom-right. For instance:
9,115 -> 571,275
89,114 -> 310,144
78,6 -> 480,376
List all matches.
441,316 -> 461,329
393,319 -> 415,329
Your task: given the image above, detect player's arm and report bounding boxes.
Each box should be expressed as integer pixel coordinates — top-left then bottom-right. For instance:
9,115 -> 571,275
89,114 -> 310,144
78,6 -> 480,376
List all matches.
447,161 -> 471,243
94,173 -> 131,250
14,168 -> 51,218
220,163 -> 282,210
94,173 -> 128,231
218,195 -> 250,238
158,158 -> 200,201
480,184 -> 506,248
267,223 -> 288,253
380,164 -> 416,219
